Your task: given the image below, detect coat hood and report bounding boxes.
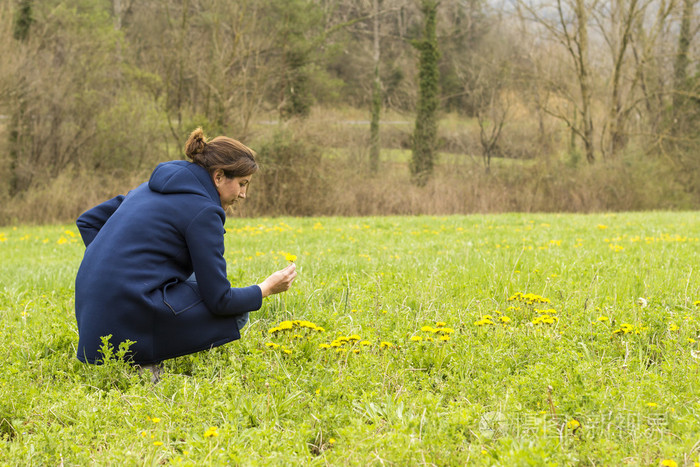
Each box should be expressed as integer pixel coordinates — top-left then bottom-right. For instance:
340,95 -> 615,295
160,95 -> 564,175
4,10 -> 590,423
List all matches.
148,161 -> 220,203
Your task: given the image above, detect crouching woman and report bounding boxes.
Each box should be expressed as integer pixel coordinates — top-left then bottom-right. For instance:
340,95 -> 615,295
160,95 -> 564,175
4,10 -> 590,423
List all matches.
74,128 -> 295,368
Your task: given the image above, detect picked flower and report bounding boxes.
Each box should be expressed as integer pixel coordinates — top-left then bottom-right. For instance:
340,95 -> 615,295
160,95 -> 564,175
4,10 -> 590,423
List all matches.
285,253 -> 297,262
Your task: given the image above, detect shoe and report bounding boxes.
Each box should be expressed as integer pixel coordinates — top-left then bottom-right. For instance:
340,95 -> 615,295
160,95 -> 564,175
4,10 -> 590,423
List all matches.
137,363 -> 164,383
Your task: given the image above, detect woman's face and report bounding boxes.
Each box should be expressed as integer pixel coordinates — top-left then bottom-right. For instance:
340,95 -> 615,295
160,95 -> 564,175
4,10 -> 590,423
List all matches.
214,170 -> 252,209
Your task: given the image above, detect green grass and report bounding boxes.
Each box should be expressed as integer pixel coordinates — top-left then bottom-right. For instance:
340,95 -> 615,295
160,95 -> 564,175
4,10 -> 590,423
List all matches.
1,212 -> 699,465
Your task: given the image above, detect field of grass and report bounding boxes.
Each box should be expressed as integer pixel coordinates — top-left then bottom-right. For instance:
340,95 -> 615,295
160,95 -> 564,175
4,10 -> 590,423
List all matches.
1,212 -> 699,465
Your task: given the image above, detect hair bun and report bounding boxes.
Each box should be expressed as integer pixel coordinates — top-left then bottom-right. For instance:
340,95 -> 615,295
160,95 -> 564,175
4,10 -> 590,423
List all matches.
184,127 -> 207,160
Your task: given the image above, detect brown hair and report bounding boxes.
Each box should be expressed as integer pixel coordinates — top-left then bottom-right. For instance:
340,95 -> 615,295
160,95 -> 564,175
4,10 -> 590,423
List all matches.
184,128 -> 258,178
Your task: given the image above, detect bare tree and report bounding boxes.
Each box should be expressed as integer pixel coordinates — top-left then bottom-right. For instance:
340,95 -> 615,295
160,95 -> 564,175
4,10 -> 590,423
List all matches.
517,0 -> 597,163
475,80 -> 510,173
369,0 -> 382,173
629,0 -> 676,136
673,0 -> 698,112
594,0 -> 646,157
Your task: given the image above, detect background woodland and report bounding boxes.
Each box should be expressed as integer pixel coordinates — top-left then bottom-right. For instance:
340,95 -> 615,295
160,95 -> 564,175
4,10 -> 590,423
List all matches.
0,0 -> 698,223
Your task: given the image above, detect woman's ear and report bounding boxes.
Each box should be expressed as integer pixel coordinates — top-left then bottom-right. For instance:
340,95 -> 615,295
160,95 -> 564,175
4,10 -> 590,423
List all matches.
213,169 -> 224,187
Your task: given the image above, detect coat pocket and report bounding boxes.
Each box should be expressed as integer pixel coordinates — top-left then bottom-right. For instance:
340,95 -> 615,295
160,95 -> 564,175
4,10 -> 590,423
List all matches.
162,279 -> 204,315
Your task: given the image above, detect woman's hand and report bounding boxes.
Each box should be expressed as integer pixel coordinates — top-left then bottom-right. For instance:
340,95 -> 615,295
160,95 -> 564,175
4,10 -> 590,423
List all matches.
258,263 -> 297,298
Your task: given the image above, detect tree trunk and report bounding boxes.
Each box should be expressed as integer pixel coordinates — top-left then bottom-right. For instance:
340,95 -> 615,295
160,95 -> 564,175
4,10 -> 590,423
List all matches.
607,0 -> 638,157
673,0 -> 693,112
369,0 -> 382,174
573,0 -> 595,164
411,0 -> 440,186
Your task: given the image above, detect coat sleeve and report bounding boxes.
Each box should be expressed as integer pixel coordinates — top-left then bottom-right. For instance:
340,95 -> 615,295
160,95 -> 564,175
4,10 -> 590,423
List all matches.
76,195 -> 125,247
185,206 -> 263,316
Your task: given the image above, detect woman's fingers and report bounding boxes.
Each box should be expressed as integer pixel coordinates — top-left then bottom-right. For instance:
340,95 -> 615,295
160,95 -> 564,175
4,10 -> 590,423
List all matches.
258,263 -> 298,298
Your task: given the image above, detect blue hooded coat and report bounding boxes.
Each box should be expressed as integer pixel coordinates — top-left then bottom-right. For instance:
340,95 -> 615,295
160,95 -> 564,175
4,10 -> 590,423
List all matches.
75,160 -> 262,364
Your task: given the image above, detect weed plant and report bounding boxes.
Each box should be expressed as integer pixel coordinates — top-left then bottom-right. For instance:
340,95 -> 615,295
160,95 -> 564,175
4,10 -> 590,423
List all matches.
0,212 -> 699,465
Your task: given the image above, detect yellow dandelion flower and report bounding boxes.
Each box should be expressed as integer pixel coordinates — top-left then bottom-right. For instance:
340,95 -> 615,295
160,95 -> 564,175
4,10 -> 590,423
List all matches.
435,322 -> 446,327
285,253 -> 297,262
566,419 -> 580,430
380,341 -> 393,349
688,338 -> 696,344
597,316 -> 609,322
410,336 -> 423,342
359,341 -> 371,346
439,335 -> 450,341
265,342 -> 280,349
420,326 -> 435,333
151,417 -> 161,423
153,441 -> 163,446
646,402 -> 658,407
660,460 -> 677,467
694,300 -> 700,306
282,349 -> 292,355
347,334 -> 361,341
329,438 -> 336,445
204,426 -> 219,438
669,323 -> 679,332
499,316 -> 511,324
507,292 -> 523,301
319,343 -> 331,349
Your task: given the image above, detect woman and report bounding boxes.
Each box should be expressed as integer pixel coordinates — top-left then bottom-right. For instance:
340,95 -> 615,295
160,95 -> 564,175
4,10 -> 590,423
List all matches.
74,128 -> 296,368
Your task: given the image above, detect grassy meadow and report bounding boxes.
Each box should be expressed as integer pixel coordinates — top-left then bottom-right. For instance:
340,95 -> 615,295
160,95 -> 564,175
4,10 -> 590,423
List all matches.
1,212 -> 699,465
